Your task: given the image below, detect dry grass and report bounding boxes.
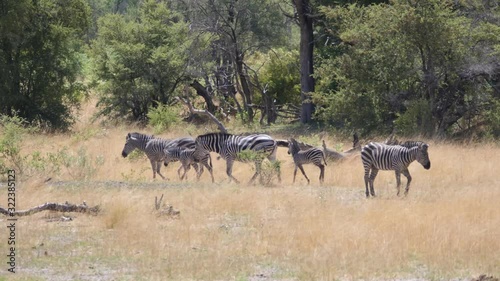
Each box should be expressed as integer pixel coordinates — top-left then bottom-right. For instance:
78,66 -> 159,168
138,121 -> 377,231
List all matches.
0,102 -> 499,280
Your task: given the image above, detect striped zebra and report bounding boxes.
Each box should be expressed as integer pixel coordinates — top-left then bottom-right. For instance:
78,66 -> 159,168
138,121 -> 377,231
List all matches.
194,132 -> 280,184
121,132 -> 195,179
163,147 -> 214,183
361,142 -> 431,197
288,138 -> 327,184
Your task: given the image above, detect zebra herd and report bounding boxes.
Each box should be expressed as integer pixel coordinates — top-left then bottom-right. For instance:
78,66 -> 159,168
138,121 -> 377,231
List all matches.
121,131 -> 431,197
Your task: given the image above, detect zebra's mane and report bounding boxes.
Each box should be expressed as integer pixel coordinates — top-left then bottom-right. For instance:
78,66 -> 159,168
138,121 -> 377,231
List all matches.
128,132 -> 154,140
197,132 -> 272,139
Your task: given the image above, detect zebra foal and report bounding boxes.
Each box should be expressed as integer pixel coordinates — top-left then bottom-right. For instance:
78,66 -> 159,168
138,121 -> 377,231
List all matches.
361,142 -> 431,197
288,138 -> 327,184
194,132 -> 280,184
163,147 -> 214,183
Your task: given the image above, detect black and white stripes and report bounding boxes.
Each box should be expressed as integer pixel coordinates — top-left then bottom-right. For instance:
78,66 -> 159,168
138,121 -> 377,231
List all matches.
163,146 -> 214,183
361,142 -> 431,197
288,138 -> 327,184
194,132 -> 280,184
121,132 -> 195,179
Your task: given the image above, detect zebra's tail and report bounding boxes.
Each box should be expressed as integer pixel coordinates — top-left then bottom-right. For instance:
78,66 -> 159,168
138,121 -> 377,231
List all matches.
323,151 -> 328,166
208,153 -> 213,168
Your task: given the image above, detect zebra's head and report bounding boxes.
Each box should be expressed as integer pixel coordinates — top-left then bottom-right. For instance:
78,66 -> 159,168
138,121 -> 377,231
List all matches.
122,132 -> 151,157
288,138 -> 300,155
416,143 -> 431,170
163,147 -> 179,167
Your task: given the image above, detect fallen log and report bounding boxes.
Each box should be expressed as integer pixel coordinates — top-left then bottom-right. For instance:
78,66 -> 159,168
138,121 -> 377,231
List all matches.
0,201 -> 100,217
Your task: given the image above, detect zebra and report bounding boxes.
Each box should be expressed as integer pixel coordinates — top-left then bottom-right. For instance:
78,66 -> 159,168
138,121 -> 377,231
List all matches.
163,146 -> 214,183
361,142 -> 431,197
121,132 -> 195,179
322,133 -> 360,162
288,138 -> 327,184
194,132 -> 280,184
384,134 -> 424,148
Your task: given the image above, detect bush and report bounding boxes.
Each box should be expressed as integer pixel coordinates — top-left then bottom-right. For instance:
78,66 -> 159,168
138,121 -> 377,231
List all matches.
0,115 -> 34,175
394,99 -> 434,137
147,103 -> 180,134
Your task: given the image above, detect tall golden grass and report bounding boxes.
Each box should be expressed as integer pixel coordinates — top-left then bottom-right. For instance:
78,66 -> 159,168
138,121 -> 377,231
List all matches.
0,101 -> 499,280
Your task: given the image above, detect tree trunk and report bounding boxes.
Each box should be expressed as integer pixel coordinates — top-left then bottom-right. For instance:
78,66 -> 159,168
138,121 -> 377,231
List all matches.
294,0 -> 315,124
235,50 -> 254,123
190,80 -> 216,113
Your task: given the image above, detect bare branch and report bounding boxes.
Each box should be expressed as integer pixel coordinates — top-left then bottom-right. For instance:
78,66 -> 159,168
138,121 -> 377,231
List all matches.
176,96 -> 228,133
0,202 -> 100,217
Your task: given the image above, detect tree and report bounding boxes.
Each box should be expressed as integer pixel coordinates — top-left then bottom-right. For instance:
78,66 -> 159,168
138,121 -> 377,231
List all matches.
89,0 -> 193,121
174,0 -> 289,123
315,0 -> 500,136
0,0 -> 90,130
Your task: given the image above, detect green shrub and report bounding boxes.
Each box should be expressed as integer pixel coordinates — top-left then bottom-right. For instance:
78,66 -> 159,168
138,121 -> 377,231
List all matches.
394,99 -> 434,136
147,103 -> 180,134
0,114 -> 35,175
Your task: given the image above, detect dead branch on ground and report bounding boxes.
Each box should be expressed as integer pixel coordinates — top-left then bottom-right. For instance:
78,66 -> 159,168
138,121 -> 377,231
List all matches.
0,201 -> 100,217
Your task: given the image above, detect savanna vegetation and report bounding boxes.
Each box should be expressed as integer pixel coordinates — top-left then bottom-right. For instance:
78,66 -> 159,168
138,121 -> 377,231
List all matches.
1,0 -> 500,137
1,0 -> 500,280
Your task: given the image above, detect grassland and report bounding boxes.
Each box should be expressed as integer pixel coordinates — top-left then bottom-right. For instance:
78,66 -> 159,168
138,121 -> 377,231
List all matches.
0,101 -> 499,281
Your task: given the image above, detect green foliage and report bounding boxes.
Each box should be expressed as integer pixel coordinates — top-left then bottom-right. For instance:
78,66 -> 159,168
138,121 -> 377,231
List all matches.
0,0 -> 91,130
0,115 -> 33,173
236,150 -> 281,186
89,0 -> 193,122
57,147 -> 105,181
147,103 -> 180,134
484,99 -> 500,138
237,150 -> 268,162
315,0 -> 500,136
259,160 -> 282,187
258,49 -> 301,106
0,114 -> 103,180
394,99 -> 433,136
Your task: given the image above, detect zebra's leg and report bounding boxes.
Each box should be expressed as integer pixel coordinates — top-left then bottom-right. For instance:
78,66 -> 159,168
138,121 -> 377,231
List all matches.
226,159 -> 240,184
193,162 -> 204,181
319,164 -> 325,184
180,163 -> 191,181
249,161 -> 262,184
156,161 -> 167,180
395,170 -> 402,196
177,165 -> 184,179
297,164 -> 310,185
190,163 -> 200,180
150,159 -> 157,179
364,167 -> 371,197
203,160 -> 215,183
293,165 -> 298,183
151,160 -> 165,179
402,169 -> 412,196
369,168 -> 379,197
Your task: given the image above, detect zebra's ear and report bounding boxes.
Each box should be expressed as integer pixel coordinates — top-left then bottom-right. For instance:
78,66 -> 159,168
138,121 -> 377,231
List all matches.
130,136 -> 138,141
420,143 -> 429,150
